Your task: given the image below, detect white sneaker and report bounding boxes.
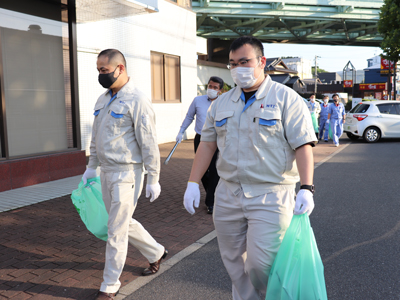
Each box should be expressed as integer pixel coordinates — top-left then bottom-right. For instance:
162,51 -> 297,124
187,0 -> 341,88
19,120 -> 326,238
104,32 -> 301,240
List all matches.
335,144 -> 339,147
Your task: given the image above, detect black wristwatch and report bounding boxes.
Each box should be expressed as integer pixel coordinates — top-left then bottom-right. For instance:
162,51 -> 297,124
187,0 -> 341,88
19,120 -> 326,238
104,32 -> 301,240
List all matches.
300,185 -> 315,194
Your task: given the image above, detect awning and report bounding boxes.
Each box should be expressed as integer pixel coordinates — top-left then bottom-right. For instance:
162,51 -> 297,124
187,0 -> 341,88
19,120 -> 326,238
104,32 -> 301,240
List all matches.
76,0 -> 158,23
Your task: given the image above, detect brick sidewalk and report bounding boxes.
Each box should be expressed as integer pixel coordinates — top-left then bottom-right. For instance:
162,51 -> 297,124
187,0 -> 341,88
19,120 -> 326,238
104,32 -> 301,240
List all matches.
0,138 -> 349,300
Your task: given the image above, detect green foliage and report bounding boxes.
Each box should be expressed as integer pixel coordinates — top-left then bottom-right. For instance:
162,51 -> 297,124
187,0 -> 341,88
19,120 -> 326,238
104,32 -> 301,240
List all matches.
221,82 -> 233,94
312,67 -> 329,74
345,99 -> 352,111
203,82 -> 233,94
378,0 -> 400,62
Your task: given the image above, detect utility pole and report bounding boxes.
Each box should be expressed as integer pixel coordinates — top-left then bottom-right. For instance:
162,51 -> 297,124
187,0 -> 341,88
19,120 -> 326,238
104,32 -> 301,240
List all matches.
314,55 -> 320,95
394,62 -> 397,100
388,61 -> 391,100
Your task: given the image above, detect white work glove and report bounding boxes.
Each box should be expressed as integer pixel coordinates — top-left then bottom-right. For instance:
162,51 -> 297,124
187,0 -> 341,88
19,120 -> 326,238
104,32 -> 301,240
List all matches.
326,119 -> 330,124
183,182 -> 200,215
294,189 -> 315,216
146,183 -> 161,202
82,168 -> 97,185
176,132 -> 183,144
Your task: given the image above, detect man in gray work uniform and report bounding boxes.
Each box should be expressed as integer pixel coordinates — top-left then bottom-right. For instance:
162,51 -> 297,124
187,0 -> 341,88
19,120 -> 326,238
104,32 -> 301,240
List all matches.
82,49 -> 167,300
176,76 -> 224,214
183,37 -> 317,299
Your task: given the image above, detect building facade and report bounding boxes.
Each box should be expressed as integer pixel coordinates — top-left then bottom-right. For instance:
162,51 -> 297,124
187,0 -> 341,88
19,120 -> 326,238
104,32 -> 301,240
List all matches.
281,57 -> 313,80
0,0 -> 197,191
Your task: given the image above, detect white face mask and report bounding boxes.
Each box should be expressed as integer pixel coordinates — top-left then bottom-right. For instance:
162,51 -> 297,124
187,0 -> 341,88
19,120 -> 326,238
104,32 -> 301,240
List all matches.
230,62 -> 262,89
324,99 -> 328,104
207,89 -> 219,99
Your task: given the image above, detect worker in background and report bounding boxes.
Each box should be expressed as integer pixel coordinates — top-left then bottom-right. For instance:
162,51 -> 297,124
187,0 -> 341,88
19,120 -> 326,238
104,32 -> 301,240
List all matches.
176,76 -> 224,214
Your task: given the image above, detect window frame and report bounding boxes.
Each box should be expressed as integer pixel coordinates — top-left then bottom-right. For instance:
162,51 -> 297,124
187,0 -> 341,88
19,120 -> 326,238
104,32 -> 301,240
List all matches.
0,0 -> 81,160
150,51 -> 181,103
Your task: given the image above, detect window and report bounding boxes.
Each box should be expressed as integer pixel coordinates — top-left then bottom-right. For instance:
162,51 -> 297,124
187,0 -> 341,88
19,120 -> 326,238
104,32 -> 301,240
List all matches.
0,0 -> 78,158
350,104 -> 370,114
377,104 -> 400,115
151,51 -> 181,103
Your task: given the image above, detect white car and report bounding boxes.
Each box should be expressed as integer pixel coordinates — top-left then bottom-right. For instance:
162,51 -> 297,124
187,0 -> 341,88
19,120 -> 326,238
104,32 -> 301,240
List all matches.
344,100 -> 400,143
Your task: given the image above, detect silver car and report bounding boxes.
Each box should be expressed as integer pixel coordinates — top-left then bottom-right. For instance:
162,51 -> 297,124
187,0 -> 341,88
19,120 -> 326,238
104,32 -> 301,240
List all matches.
344,100 -> 400,143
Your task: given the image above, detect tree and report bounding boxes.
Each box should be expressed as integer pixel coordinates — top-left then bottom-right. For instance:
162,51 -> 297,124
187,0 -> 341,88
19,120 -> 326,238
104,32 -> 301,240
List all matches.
378,0 -> 400,62
311,67 -> 329,73
378,0 -> 400,99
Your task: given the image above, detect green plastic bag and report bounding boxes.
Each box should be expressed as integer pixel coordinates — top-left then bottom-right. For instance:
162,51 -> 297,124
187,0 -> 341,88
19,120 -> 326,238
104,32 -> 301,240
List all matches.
265,214 -> 327,300
311,112 -> 319,133
71,177 -> 108,241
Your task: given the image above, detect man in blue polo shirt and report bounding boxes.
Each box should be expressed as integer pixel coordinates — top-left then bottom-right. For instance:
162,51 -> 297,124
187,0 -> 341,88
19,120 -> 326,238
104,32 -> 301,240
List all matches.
176,76 -> 224,214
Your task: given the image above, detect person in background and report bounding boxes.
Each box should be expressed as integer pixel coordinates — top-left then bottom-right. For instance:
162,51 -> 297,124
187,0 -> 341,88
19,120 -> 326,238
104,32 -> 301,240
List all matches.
183,36 -> 317,299
327,93 -> 346,147
176,76 -> 224,214
319,95 -> 330,142
82,49 -> 167,300
307,94 -> 321,139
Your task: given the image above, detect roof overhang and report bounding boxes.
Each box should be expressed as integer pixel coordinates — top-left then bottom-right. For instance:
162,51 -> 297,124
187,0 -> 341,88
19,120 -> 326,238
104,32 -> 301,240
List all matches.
76,0 -> 158,23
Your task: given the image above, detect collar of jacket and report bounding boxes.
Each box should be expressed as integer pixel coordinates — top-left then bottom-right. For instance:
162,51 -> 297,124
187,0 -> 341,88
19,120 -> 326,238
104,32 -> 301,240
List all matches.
103,78 -> 134,99
231,75 -> 272,103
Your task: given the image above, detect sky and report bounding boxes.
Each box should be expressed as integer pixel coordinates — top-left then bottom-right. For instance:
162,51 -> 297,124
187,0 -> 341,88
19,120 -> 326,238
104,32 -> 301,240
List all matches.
263,43 -> 382,73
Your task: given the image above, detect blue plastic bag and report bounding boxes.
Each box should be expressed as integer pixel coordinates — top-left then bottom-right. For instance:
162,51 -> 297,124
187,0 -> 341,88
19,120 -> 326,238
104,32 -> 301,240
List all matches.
265,214 -> 327,300
71,177 -> 108,241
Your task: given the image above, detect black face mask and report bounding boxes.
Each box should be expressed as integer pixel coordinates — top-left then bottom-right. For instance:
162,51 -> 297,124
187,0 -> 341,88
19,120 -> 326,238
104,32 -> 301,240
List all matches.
98,66 -> 120,89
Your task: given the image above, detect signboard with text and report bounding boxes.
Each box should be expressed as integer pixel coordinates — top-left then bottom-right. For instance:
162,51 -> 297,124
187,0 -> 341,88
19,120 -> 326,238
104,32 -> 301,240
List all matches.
381,58 -> 395,70
343,80 -> 353,87
359,83 -> 387,90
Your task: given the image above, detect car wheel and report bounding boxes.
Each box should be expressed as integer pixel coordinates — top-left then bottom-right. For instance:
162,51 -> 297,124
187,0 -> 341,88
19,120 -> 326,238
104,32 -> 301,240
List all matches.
363,127 -> 381,143
346,132 -> 359,140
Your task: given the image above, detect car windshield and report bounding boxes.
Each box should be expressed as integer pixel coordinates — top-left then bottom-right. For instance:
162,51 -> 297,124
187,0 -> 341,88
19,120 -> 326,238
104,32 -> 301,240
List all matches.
350,104 -> 370,113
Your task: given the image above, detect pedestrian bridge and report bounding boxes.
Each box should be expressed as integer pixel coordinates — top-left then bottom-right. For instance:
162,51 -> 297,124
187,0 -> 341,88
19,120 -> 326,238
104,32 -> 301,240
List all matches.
193,0 -> 383,46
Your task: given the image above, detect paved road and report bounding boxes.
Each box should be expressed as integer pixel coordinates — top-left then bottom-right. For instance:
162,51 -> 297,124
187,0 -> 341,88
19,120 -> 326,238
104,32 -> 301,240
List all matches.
127,138 -> 400,300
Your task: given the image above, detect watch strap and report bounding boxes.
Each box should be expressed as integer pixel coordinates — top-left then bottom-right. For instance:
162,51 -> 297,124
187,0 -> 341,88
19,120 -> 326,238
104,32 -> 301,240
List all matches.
300,184 -> 315,194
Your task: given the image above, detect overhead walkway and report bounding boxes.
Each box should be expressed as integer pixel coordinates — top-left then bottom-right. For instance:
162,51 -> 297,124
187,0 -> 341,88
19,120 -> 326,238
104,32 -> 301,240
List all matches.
193,0 -> 383,46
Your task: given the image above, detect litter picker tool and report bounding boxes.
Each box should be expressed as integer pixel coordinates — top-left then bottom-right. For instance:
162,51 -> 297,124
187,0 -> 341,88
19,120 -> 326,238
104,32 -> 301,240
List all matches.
164,141 -> 179,165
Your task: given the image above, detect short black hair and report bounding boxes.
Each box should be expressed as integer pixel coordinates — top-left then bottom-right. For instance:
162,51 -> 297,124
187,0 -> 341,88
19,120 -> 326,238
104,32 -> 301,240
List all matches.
208,76 -> 224,90
229,36 -> 264,57
310,94 -> 315,97
332,93 -> 339,98
323,95 -> 329,99
98,49 -> 127,68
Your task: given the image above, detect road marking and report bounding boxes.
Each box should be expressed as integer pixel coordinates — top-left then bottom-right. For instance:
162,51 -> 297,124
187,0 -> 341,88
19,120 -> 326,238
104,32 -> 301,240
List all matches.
323,219 -> 400,264
314,143 -> 351,170
116,232 -> 217,299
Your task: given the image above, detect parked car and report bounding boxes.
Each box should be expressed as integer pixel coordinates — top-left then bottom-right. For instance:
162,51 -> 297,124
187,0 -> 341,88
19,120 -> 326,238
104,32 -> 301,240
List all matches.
344,100 -> 400,143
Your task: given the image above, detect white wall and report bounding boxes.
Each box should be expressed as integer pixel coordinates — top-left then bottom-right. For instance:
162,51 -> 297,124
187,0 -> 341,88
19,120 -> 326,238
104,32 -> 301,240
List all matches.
282,58 -> 313,80
76,0 -> 197,153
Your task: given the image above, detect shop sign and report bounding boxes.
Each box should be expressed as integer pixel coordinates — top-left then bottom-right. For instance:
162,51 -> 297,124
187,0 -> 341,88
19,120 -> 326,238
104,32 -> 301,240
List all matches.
381,58 -> 395,70
359,83 -> 386,90
343,80 -> 353,87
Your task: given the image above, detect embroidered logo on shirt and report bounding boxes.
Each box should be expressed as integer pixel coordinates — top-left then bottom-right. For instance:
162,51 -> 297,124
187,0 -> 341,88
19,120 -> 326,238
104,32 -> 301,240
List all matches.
119,100 -> 126,104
